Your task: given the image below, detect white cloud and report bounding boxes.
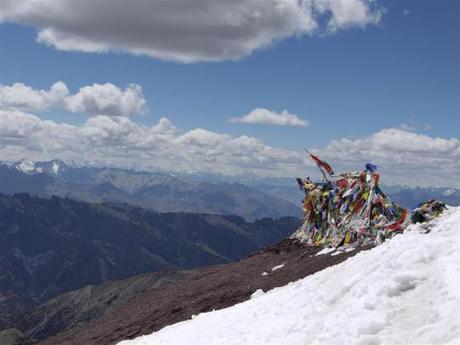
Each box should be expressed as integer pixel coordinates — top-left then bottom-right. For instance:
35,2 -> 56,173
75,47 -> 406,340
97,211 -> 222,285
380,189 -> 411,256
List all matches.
229,108 -> 310,127
0,82 -> 148,116
0,0 -> 383,62
0,110 -> 458,188
314,128 -> 460,188
0,110 -> 302,177
314,0 -> 382,32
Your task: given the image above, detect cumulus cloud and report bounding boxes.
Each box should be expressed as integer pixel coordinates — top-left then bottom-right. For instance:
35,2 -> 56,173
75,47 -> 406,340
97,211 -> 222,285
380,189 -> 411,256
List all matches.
0,0 -> 383,62
0,110 -> 458,188
0,110 -> 302,176
314,129 -> 460,188
0,82 -> 147,116
229,108 -> 310,127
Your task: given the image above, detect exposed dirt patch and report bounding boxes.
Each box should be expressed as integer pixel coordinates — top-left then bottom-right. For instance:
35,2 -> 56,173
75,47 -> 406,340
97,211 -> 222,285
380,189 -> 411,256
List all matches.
41,240 -> 369,345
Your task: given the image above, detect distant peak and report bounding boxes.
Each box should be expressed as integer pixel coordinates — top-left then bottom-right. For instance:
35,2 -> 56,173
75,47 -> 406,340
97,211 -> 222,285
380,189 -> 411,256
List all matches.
14,159 -> 41,174
11,158 -> 70,175
49,159 -> 68,175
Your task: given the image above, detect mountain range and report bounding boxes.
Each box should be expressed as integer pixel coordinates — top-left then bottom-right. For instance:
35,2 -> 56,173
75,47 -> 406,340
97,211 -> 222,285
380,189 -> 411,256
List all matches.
2,159 -> 459,222
0,160 -> 303,221
1,159 -> 458,344
0,192 -> 301,333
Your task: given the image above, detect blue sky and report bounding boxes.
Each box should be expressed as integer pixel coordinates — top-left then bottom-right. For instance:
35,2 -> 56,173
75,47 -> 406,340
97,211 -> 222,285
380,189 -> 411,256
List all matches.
1,0 -> 459,148
0,0 -> 458,186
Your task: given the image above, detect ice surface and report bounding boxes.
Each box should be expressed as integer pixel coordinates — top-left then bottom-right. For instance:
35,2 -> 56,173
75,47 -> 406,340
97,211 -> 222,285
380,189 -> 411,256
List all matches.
119,207 -> 460,345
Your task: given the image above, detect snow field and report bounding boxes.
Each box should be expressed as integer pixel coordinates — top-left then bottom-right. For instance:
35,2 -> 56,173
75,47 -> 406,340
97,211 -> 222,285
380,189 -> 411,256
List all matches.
119,207 -> 460,345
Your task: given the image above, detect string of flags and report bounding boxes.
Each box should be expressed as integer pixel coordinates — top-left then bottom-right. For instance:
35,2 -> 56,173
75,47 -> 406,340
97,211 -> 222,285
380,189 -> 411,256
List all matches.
294,152 -> 446,247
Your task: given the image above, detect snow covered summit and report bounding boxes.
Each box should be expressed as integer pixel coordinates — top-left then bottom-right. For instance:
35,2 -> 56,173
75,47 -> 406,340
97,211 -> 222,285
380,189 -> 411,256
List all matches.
13,159 -> 41,174
119,206 -> 460,345
11,158 -> 68,175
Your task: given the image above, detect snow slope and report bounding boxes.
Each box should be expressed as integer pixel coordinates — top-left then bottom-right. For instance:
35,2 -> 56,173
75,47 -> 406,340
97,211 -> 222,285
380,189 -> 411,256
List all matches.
119,207 -> 460,345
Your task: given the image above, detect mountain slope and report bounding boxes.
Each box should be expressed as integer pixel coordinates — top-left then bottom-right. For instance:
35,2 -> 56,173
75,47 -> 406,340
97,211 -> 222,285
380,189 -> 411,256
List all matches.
39,239 -> 366,345
16,271 -> 192,343
0,193 -> 301,329
120,207 -> 460,345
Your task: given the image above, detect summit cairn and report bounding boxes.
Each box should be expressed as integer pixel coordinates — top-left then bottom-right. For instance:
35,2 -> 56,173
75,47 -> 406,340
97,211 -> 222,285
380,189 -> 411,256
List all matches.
293,152 -> 438,248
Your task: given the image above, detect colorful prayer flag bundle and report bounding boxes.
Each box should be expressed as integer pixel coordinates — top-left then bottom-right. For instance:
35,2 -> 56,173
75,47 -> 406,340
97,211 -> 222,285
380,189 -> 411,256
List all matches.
294,155 -> 445,248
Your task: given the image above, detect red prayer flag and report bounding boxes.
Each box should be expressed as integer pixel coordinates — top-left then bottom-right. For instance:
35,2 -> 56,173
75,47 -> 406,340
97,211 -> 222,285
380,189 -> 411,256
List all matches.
308,152 -> 334,176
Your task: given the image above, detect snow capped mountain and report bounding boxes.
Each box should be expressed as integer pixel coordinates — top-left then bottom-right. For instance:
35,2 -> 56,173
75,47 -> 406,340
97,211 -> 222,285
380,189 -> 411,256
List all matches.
119,207 -> 460,345
0,160 -> 302,220
36,159 -> 69,175
11,158 -> 68,175
13,159 -> 41,174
